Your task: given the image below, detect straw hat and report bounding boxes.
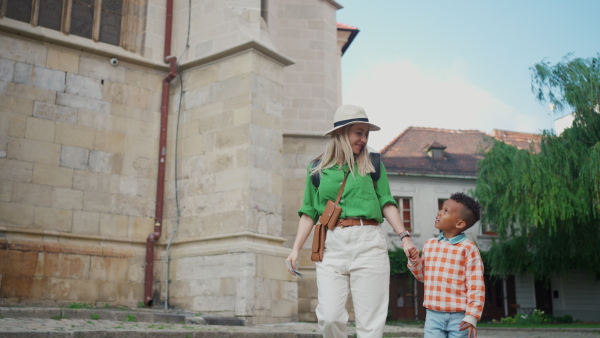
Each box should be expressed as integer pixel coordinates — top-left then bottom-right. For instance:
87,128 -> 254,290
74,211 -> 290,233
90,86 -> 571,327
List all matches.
324,104 -> 381,136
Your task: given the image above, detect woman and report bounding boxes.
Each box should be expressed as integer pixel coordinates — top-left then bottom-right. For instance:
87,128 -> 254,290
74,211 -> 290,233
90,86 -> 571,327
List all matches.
286,104 -> 416,338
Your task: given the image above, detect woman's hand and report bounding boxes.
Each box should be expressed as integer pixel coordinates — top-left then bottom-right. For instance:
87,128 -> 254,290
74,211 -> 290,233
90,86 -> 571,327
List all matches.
401,237 -> 417,260
286,249 -> 300,276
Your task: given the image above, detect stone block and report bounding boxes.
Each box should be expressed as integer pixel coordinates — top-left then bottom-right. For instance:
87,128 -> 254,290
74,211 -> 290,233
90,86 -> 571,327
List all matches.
60,145 -> 89,170
0,250 -> 39,277
0,180 -> 13,202
130,216 -> 153,240
111,194 -> 148,217
12,182 -> 52,207
118,175 -> 138,196
99,213 -> 129,238
95,130 -> 126,154
4,112 -> 27,138
88,150 -> 116,174
7,138 -> 61,166
51,187 -> 84,210
0,34 -> 46,65
125,69 -> 163,91
124,134 -> 157,158
33,206 -> 73,232
258,254 -> 290,281
72,210 -> 100,235
178,134 -> 204,158
79,56 -> 126,83
0,95 -> 34,116
14,62 -> 31,85
83,191 -> 112,213
0,202 -> 34,227
73,170 -> 114,193
26,117 -> 56,142
33,66 -> 66,92
0,58 -> 14,81
89,256 -> 129,281
32,163 -> 73,188
7,82 -> 56,103
47,277 -> 99,301
0,159 -> 33,182
183,84 -> 211,110
215,125 -> 249,149
66,73 -> 103,100
0,275 -> 47,299
33,101 -> 78,124
55,123 -> 96,149
56,92 -> 110,115
46,48 -> 80,74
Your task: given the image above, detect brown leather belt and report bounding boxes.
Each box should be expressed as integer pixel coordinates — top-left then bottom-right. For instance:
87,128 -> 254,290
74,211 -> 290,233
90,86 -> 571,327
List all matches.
336,218 -> 379,228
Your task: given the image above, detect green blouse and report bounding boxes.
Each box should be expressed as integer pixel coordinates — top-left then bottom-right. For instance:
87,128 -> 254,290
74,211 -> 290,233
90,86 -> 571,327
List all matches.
298,160 -> 398,224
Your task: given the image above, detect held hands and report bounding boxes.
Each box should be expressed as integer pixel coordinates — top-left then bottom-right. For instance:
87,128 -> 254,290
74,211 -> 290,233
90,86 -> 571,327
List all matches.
407,246 -> 419,263
401,236 -> 418,262
459,321 -> 477,338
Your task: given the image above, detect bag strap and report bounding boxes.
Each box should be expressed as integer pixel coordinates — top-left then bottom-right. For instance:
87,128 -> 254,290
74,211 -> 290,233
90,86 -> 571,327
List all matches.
335,171 -> 350,204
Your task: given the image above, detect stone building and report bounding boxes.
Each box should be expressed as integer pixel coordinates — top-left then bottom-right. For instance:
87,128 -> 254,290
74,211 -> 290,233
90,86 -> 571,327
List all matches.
0,0 -> 354,324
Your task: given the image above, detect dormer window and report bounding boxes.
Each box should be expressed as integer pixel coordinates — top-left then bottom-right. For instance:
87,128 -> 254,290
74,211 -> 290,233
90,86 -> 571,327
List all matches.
425,141 -> 446,160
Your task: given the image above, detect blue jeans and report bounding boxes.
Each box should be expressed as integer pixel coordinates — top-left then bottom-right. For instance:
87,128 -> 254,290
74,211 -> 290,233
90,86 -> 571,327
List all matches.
424,309 -> 468,338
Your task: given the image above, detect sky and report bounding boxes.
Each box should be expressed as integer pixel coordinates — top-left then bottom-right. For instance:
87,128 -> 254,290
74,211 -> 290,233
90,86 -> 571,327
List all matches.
336,0 -> 600,151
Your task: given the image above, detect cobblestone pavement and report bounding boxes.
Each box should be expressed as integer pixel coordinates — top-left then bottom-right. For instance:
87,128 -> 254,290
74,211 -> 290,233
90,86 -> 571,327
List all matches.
0,307 -> 598,337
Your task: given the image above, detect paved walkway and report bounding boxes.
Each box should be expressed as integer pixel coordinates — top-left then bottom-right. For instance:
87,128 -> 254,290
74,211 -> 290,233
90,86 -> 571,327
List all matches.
1,307 -> 599,337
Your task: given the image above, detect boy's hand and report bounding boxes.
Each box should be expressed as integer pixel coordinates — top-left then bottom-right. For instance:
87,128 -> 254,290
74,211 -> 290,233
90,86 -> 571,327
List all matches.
459,321 -> 477,338
407,247 -> 419,262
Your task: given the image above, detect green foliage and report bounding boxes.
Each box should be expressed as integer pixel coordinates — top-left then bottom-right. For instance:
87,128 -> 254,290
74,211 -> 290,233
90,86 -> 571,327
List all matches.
475,53 -> 600,280
388,245 -> 411,275
493,309 -> 574,325
67,302 -> 93,309
90,313 -> 100,320
137,301 -> 145,308
125,314 -> 137,322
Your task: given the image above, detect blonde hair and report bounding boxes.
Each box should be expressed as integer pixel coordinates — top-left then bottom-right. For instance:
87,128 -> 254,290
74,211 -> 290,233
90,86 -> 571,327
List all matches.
310,125 -> 375,177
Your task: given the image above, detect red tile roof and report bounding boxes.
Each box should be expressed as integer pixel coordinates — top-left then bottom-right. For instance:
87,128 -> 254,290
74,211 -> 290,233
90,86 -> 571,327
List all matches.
380,127 -> 540,177
337,22 -> 358,30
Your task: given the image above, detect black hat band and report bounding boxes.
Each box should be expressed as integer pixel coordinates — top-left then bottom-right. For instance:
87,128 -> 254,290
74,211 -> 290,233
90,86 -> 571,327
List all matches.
333,117 -> 369,128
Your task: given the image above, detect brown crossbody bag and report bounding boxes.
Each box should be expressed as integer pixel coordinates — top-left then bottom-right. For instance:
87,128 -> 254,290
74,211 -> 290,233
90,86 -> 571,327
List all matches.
311,171 -> 350,262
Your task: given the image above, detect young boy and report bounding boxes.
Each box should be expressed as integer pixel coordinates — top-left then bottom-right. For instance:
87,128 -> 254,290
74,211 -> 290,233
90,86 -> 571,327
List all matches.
407,192 -> 485,338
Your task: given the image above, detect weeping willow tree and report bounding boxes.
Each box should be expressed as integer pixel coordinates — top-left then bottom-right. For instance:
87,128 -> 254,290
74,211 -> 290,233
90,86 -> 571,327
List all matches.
475,54 -> 600,280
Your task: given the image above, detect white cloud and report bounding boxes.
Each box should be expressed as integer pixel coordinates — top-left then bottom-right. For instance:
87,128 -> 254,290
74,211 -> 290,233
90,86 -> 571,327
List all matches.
342,59 -> 551,151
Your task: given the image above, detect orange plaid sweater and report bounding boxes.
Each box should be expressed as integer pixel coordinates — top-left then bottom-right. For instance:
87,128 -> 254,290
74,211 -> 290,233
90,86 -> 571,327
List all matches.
408,236 -> 485,321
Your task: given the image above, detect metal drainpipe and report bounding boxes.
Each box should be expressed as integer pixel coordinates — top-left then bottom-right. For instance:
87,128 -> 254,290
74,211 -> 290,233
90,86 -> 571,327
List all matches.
144,0 -> 176,307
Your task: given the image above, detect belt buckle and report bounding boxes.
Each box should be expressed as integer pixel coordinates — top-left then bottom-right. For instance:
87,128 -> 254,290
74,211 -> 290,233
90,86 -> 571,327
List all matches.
338,220 -> 345,228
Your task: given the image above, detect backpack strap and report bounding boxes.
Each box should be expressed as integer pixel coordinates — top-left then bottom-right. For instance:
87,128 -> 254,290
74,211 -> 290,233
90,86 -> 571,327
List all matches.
310,152 -> 381,188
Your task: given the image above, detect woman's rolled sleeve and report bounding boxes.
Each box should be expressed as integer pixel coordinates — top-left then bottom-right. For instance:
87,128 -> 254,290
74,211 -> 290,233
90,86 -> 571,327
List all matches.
375,161 -> 398,209
297,167 -> 319,223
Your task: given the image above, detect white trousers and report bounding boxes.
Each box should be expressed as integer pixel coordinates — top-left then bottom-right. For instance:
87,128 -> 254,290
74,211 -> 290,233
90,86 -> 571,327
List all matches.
316,224 -> 390,338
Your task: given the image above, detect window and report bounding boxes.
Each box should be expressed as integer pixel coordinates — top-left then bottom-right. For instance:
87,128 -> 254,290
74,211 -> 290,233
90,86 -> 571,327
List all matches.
395,197 -> 412,231
437,198 -> 447,211
2,0 -> 130,48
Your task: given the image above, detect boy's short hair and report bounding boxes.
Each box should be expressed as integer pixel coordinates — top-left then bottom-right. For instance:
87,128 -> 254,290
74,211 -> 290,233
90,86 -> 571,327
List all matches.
449,192 -> 481,229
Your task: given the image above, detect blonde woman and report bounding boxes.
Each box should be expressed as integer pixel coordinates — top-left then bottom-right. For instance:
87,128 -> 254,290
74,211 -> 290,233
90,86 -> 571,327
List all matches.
286,105 -> 416,338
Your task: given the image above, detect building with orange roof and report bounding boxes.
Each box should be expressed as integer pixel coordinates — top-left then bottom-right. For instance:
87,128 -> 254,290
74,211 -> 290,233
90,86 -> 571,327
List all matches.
379,126 -> 598,323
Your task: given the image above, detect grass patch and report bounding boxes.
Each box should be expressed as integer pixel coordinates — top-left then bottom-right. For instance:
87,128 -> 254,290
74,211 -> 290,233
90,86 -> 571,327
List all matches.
125,314 -> 137,322
67,302 -> 93,309
90,313 -> 100,320
51,314 -> 67,320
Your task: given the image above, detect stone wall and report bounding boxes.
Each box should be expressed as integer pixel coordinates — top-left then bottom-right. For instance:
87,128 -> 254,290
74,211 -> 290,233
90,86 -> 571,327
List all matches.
0,33 -> 161,307
0,0 -> 348,324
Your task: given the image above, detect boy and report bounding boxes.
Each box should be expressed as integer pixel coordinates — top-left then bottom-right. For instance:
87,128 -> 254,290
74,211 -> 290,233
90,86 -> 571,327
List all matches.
407,192 -> 485,338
